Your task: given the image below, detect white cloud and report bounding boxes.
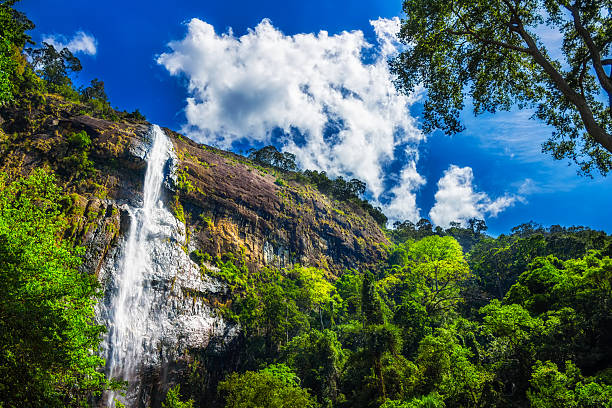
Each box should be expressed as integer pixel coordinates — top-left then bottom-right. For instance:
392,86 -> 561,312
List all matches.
517,178 -> 538,195
157,17 -> 425,221
429,165 -> 519,228
381,161 -> 426,224
42,31 -> 97,55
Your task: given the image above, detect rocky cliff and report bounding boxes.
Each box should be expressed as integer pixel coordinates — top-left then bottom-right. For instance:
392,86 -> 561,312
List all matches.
167,129 -> 388,274
0,94 -> 390,406
0,95 -> 389,276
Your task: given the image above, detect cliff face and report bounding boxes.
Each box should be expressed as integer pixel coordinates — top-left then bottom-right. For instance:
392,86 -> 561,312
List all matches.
0,95 -> 389,406
167,129 -> 389,274
0,95 -> 389,276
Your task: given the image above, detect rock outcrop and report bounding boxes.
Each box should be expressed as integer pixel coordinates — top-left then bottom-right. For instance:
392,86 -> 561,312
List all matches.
166,129 -> 389,275
0,95 -> 390,406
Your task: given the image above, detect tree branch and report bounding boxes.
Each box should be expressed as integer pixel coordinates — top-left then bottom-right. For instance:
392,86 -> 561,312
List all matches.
447,2 -> 531,54
446,29 -> 531,53
507,4 -> 612,154
579,57 -> 588,99
565,3 -> 612,96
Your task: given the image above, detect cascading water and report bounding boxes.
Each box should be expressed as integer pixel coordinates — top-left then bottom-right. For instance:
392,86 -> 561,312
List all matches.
102,124 -> 171,405
97,125 -> 233,407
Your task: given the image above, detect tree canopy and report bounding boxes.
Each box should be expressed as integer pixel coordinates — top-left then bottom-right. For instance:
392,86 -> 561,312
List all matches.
0,0 -> 34,103
0,170 -> 109,407
391,0 -> 612,176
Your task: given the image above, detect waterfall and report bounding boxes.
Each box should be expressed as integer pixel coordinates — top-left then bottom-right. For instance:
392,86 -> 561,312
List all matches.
97,125 -> 233,407
102,125 -> 171,405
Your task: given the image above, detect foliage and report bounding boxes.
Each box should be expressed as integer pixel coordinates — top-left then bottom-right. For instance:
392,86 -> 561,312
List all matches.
388,218 -> 487,252
282,329 -> 346,406
218,367 -> 320,408
381,393 -> 445,408
392,0 -> 612,176
3,4 -> 612,408
0,0 -> 34,104
415,327 -> 493,407
0,1 -> 145,121
249,145 -> 299,172
381,236 -> 470,320
162,385 -> 194,408
301,169 -> 386,227
60,130 -> 96,180
246,146 -> 387,227
528,361 -> 612,408
198,225 -> 612,408
28,42 -> 82,93
0,169 -> 109,406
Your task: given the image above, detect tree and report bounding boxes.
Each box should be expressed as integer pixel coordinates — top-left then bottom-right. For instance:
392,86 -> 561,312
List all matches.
282,329 -> 346,405
248,145 -> 298,172
0,0 -> 34,103
406,236 -> 471,316
217,365 -> 319,408
81,78 -> 108,102
392,0 -> 612,176
527,360 -> 612,407
416,327 -> 493,407
162,385 -> 194,408
29,42 -> 81,89
361,271 -> 385,326
0,170 -> 109,406
288,266 -> 336,330
504,253 -> 612,372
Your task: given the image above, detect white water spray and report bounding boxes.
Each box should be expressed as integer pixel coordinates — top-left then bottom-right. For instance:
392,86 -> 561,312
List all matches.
103,125 -> 171,405
98,124 -> 233,407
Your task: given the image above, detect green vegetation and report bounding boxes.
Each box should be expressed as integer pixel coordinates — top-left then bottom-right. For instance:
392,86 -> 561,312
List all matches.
1,2 -> 611,408
60,130 -> 96,180
249,145 -> 387,226
0,169 -> 111,407
248,145 -> 299,172
162,385 -> 194,408
185,222 -> 612,408
0,0 -> 145,121
176,167 -> 196,193
218,365 -> 319,408
391,0 -> 612,176
0,0 -> 34,105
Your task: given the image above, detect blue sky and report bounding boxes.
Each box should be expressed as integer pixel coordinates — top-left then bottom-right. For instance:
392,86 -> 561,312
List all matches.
19,0 -> 612,235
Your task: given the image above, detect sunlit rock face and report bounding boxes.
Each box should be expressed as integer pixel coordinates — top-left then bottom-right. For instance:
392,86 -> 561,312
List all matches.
95,126 -> 236,407
1,99 -> 390,406
166,129 -> 390,276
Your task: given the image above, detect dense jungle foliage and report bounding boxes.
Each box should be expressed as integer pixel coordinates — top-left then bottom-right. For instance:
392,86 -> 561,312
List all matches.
182,221 -> 612,408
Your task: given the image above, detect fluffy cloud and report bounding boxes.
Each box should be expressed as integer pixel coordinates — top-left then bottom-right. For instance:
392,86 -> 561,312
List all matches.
157,17 -> 425,220
429,165 -> 519,228
382,162 -> 426,224
42,31 -> 97,55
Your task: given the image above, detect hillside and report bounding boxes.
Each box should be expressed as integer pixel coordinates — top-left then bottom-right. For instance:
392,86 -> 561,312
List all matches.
0,95 -> 389,275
